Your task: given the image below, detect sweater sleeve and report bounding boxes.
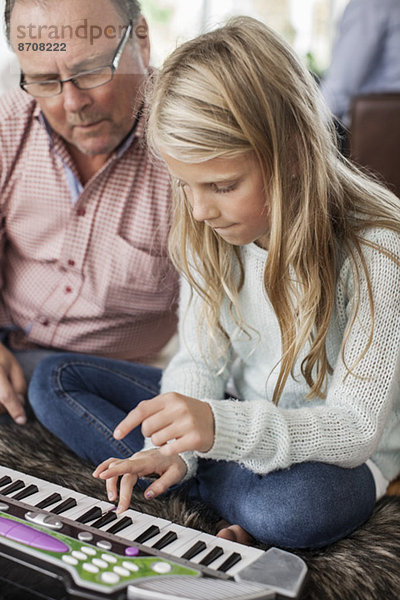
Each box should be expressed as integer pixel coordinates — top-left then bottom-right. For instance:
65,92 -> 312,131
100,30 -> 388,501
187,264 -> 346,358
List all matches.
159,275 -> 233,478
161,275 -> 232,398
196,230 -> 400,476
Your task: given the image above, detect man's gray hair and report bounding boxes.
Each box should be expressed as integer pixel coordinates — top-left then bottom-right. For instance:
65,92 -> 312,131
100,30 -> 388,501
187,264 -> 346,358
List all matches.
4,0 -> 142,42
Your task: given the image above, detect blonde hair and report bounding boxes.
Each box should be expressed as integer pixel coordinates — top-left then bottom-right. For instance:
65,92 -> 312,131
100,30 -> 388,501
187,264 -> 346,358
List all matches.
147,16 -> 400,404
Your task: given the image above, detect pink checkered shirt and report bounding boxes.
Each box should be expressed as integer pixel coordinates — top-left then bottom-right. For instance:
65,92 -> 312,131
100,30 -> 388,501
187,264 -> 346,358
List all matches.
0,88 -> 178,362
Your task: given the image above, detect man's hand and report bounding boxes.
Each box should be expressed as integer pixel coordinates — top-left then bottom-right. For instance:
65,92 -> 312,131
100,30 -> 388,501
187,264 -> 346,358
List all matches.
93,449 -> 187,513
0,342 -> 27,424
113,392 -> 215,456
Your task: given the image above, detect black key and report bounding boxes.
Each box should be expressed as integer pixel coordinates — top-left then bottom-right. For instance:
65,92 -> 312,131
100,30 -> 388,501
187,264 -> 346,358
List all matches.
199,546 -> 224,566
35,493 -> 62,509
50,497 -> 77,515
76,506 -> 102,524
0,480 -> 25,496
134,525 -> 160,544
152,530 -> 178,550
218,552 -> 242,572
91,511 -> 118,529
0,476 -> 12,488
12,484 -> 39,501
181,540 -> 207,560
107,516 -> 133,535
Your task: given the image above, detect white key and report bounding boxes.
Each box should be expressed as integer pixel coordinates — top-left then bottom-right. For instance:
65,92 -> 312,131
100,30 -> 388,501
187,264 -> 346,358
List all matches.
75,500 -> 119,531
47,490 -> 86,516
97,508 -> 152,538
64,497 -> 110,521
5,471 -> 41,492
196,535 -> 264,575
174,532 -> 215,564
1,469 -> 61,498
53,490 -> 107,520
142,525 -> 179,549
177,532 -> 235,567
0,468 -> 94,516
61,496 -> 99,520
21,488 -> 59,507
11,474 -> 76,512
149,523 -> 202,557
8,475 -> 63,508
17,480 -> 63,507
0,466 -> 21,480
110,510 -> 171,542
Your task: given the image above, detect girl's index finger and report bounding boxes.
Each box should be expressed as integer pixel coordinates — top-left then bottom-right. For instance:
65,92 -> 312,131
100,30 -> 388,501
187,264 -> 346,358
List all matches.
95,453 -> 152,480
92,457 -> 119,478
113,396 -> 163,439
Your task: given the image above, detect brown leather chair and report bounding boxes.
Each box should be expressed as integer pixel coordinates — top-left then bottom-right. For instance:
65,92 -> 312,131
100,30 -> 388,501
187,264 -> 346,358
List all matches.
350,92 -> 400,199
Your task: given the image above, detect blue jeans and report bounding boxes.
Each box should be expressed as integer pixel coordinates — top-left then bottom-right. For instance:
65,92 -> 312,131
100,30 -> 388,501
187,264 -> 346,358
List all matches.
28,353 -> 377,549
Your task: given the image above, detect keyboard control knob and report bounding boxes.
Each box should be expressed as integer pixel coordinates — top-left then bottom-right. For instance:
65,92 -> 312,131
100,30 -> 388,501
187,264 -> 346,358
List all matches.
96,540 -> 112,550
122,561 -> 139,572
83,563 -> 99,573
92,558 -> 108,569
81,546 -> 96,556
0,502 -> 9,511
62,555 -> 78,566
114,566 -> 130,577
25,511 -> 63,530
78,531 -> 94,542
101,553 -> 117,564
151,561 -> 172,574
101,572 -> 120,584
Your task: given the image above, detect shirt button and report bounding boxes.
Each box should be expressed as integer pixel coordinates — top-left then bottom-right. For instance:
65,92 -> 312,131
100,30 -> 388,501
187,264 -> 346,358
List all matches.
65,286 -> 72,294
77,208 -> 86,217
68,259 -> 76,267
39,318 -> 49,326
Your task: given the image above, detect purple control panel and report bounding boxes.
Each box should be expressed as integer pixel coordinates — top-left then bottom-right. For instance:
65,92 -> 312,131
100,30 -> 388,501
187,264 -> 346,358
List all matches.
0,516 -> 69,553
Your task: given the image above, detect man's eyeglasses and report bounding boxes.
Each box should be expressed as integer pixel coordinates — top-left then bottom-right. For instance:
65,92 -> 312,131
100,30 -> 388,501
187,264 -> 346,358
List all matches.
20,22 -> 133,98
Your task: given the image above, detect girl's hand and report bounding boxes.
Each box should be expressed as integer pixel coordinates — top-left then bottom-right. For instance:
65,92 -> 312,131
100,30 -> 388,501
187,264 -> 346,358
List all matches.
113,392 -> 215,456
93,449 -> 187,514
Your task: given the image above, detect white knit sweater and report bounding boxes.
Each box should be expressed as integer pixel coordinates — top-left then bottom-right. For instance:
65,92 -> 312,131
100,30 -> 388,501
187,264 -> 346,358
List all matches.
160,227 -> 400,482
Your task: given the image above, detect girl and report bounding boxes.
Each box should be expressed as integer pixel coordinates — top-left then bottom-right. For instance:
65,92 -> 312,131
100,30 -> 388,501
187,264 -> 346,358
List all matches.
29,16 -> 400,549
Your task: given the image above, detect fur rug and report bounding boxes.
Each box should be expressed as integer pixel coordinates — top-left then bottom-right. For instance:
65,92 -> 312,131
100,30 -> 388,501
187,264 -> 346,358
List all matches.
1,420 -> 400,600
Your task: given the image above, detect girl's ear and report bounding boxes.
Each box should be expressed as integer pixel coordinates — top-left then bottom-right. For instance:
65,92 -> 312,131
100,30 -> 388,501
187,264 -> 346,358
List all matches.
135,15 -> 151,69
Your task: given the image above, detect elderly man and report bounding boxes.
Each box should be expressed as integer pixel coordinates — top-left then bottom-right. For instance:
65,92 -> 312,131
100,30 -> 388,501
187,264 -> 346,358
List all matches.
0,0 -> 178,425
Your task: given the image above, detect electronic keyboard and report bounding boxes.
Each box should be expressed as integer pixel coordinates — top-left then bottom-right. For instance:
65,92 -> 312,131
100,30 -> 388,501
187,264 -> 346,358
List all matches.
0,465 -> 307,600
